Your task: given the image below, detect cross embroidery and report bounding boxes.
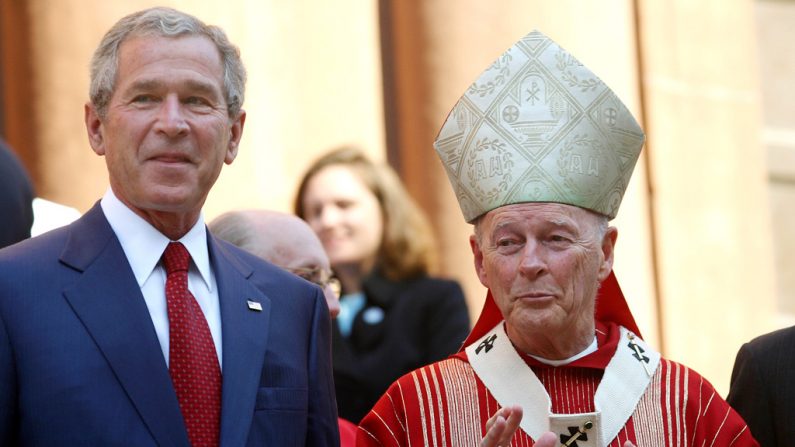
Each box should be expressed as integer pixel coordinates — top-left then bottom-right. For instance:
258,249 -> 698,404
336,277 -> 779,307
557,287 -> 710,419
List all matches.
559,420 -> 593,447
627,333 -> 652,376
475,334 -> 498,354
627,341 -> 649,363
502,105 -> 519,123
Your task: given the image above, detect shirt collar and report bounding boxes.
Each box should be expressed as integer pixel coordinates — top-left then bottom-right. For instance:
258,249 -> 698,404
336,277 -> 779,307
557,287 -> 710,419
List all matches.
100,188 -> 213,291
520,321 -> 621,370
527,336 -> 598,366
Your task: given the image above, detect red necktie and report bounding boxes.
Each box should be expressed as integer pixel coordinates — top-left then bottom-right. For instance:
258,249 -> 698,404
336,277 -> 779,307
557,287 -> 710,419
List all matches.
162,242 -> 221,447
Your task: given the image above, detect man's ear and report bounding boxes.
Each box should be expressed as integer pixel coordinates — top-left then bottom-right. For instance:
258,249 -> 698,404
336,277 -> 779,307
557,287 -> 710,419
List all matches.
470,234 -> 490,288
597,226 -> 618,282
224,109 -> 246,164
85,102 -> 106,156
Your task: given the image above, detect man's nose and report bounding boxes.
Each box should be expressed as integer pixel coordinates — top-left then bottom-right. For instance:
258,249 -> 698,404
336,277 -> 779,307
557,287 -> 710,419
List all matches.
154,95 -> 189,137
518,241 -> 547,279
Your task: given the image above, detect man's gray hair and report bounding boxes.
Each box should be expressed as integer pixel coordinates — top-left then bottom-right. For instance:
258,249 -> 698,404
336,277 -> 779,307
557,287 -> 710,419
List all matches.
89,7 -> 246,119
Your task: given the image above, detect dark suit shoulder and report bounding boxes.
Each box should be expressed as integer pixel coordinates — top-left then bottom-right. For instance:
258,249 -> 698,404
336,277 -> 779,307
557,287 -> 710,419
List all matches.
744,325 -> 795,356
728,326 -> 795,447
733,325 -> 795,387
729,325 -> 795,385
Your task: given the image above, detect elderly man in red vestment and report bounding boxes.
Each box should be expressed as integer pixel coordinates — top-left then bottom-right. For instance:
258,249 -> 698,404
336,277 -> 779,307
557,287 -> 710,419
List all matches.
357,30 -> 758,447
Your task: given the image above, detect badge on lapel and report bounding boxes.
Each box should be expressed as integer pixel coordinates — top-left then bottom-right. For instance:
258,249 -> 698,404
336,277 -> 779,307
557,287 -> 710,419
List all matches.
247,300 -> 262,312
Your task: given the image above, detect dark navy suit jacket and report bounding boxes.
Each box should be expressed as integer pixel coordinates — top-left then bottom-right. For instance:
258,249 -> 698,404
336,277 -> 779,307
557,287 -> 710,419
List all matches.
0,203 -> 339,446
728,325 -> 795,447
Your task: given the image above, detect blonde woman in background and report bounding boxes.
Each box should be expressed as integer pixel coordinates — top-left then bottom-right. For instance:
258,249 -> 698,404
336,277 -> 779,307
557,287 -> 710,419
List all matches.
295,146 -> 470,423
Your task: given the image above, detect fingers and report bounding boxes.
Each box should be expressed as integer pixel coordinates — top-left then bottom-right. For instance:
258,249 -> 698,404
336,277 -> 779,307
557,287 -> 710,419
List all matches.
484,405 -> 516,433
503,405 -> 523,440
481,405 -> 522,447
485,406 -> 508,431
480,414 -> 507,447
533,431 -> 557,447
623,442 -> 637,447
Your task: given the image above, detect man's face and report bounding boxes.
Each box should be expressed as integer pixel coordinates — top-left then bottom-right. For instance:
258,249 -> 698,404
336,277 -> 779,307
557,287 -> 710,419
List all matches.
277,233 -> 342,319
85,34 -> 245,221
470,203 -> 616,354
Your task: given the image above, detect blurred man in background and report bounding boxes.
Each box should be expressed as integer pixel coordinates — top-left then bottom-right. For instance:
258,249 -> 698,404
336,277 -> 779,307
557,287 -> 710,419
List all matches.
0,138 -> 34,248
210,209 -> 341,318
210,209 -> 353,445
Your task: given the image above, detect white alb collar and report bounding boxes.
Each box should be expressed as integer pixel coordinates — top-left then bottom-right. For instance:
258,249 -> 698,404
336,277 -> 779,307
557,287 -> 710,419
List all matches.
528,337 -> 598,366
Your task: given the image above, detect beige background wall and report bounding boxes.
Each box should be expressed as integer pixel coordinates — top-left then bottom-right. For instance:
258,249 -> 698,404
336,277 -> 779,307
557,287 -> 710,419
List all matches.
756,0 -> 795,326
1,0 -> 789,396
635,0 -> 777,393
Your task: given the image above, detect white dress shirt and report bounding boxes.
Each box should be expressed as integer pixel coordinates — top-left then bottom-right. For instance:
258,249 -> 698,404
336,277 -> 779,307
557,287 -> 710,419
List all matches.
100,189 -> 223,368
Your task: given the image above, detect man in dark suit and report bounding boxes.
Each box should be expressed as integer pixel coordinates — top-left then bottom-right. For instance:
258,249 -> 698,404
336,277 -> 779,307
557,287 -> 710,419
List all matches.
0,7 -> 338,446
728,326 -> 795,447
0,138 -> 34,248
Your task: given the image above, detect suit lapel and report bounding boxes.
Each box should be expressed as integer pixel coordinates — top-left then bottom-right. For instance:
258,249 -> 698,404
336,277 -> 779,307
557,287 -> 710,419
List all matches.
210,236 -> 271,447
60,204 -> 190,446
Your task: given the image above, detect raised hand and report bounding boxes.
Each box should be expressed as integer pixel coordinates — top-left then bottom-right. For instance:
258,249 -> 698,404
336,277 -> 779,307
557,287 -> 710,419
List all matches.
480,406 -> 557,447
480,405 -> 523,447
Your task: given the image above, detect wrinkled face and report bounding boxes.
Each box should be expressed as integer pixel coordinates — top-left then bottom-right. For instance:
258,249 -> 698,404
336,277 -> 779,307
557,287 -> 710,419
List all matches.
275,231 -> 341,319
471,203 -> 615,340
85,35 -> 244,220
301,165 -> 384,270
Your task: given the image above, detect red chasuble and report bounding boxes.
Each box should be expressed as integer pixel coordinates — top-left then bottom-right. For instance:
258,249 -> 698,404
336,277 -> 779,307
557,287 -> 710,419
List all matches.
357,273 -> 757,446
357,322 -> 756,446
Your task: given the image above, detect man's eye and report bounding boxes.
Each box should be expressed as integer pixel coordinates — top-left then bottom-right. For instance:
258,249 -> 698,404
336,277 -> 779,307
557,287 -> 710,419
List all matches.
185,96 -> 211,106
132,95 -> 157,103
494,238 -> 523,254
496,239 -> 518,247
549,235 -> 572,244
